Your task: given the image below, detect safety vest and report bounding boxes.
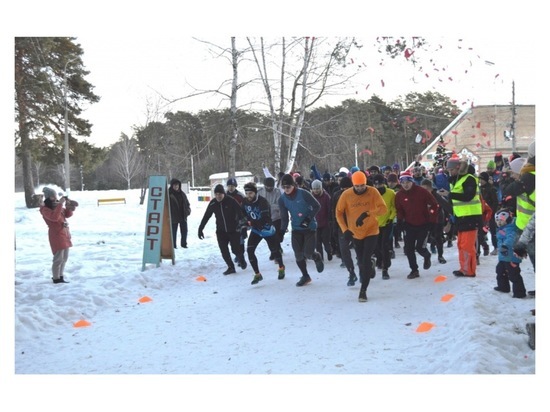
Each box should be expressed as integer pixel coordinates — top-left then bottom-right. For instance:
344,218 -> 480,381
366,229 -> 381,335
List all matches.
516,171 -> 535,230
450,174 -> 482,217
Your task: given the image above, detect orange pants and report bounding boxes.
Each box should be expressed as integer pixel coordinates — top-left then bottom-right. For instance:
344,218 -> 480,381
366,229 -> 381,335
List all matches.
458,229 -> 477,276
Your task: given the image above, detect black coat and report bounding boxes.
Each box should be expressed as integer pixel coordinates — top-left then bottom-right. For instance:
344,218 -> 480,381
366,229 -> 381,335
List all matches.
169,187 -> 191,223
198,195 -> 244,234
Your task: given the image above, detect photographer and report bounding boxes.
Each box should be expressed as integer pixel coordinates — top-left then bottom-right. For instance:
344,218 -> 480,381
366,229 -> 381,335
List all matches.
40,187 -> 78,284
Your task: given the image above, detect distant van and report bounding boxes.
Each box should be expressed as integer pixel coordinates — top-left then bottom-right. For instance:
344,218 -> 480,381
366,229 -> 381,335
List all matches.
209,171 -> 257,195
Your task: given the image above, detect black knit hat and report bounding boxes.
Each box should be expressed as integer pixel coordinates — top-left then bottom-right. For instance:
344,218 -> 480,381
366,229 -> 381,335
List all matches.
478,172 -> 490,182
214,184 -> 225,194
387,173 -> 398,183
243,182 -> 257,193
372,174 -> 385,185
281,174 -> 295,186
339,176 -> 352,189
264,177 -> 275,187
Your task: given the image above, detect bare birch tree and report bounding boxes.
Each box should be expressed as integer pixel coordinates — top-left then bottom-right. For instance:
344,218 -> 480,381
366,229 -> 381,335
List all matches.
111,134 -> 144,189
247,37 -> 360,175
228,37 -> 239,178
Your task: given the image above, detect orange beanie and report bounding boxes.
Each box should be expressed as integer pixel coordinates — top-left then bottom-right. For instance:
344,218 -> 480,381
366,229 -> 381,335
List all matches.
351,171 -> 367,186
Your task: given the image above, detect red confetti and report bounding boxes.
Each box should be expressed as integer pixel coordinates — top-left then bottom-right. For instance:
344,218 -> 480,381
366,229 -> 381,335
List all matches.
476,122 -> 481,128
366,127 -> 375,134
495,74 -> 500,78
448,77 -> 453,81
365,84 -> 370,90
486,140 -> 491,146
381,79 -> 385,87
405,116 -> 417,124
404,48 -> 414,59
422,129 -> 433,139
476,143 -> 481,147
452,130 -> 458,135
482,132 -> 487,137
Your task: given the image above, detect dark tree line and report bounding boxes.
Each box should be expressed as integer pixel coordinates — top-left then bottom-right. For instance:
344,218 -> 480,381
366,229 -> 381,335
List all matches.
15,91 -> 458,193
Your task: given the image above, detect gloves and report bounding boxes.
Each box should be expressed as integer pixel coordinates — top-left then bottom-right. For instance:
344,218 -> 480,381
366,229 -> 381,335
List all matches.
299,217 -> 311,228
355,212 -> 369,227
343,230 -> 354,242
241,227 -> 248,240
500,245 -> 509,257
513,244 -> 527,258
198,228 -> 204,240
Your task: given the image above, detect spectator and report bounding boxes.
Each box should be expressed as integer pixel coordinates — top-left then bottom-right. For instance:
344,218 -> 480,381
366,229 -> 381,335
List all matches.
168,178 -> 191,249
440,156 -> 482,278
40,187 -> 78,284
493,208 -> 526,298
478,171 -> 499,256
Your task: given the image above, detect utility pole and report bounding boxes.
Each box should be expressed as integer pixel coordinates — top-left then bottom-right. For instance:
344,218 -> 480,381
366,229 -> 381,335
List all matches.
510,81 -> 516,152
63,57 -> 77,196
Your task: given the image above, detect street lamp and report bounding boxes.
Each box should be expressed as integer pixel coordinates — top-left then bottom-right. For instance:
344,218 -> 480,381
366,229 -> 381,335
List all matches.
63,58 -> 77,196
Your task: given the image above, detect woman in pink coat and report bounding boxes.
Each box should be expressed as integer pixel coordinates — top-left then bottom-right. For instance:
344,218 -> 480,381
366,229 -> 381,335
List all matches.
40,187 -> 77,284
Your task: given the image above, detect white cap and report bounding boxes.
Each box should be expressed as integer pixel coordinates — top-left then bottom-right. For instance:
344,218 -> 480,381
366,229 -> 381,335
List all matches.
528,141 -> 535,158
509,157 -> 526,174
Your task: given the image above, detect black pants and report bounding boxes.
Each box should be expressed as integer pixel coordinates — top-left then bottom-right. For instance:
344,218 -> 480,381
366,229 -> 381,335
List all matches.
291,229 -> 321,276
495,260 -> 526,298
217,231 -> 244,269
338,227 -> 356,274
246,231 -> 283,274
403,223 -> 431,271
316,225 -> 332,260
429,222 -> 445,258
171,221 -> 188,247
374,224 -> 392,270
352,235 -> 378,288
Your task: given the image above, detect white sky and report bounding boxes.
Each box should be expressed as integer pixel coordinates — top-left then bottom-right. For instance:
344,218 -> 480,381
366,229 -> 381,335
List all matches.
2,2 -> 545,150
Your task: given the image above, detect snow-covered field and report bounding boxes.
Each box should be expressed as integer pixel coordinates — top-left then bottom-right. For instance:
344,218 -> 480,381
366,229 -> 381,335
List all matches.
7,187 -> 542,411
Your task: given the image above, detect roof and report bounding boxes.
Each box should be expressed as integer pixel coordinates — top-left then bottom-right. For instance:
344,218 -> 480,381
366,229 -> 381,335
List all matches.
411,104 -> 535,170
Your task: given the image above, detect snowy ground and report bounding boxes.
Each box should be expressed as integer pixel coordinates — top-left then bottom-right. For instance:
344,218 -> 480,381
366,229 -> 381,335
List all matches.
6,188 -> 543,411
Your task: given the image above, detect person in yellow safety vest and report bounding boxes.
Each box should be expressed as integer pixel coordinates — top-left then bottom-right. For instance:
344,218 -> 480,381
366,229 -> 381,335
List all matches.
438,156 -> 482,277
503,141 -> 535,267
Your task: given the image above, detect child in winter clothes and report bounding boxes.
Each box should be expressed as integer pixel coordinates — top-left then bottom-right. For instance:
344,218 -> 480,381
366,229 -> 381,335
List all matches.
493,208 -> 526,298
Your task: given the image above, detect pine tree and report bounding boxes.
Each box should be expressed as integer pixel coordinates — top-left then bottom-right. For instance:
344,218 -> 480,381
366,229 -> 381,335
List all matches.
432,136 -> 450,169
15,37 -> 100,207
